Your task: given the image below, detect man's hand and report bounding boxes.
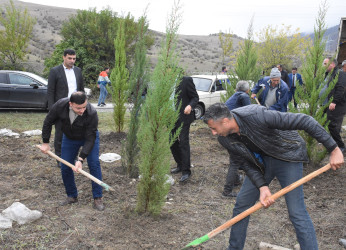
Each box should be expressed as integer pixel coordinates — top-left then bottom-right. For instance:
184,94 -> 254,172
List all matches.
184,105 -> 192,115
251,93 -> 257,99
259,186 -> 274,208
329,147 -> 344,170
72,160 -> 83,173
329,103 -> 336,111
40,143 -> 50,154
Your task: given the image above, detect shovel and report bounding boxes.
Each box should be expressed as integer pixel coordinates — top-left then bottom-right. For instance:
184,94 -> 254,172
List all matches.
36,145 -> 115,192
182,163 -> 331,249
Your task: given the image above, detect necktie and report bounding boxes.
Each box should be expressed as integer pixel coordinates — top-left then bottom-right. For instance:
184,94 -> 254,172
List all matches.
292,74 -> 295,87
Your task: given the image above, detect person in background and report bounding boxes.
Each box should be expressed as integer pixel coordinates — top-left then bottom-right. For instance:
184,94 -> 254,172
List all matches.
40,92 -> 105,211
203,103 -> 343,250
341,60 -> 346,72
47,48 -> 84,167
221,66 -> 228,74
276,64 -> 289,84
170,76 -> 199,182
251,67 -> 289,112
97,67 -> 111,107
288,67 -> 304,108
222,80 -> 251,197
321,57 -> 346,152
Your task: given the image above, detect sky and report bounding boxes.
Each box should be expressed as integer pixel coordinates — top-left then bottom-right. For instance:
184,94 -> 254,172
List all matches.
20,0 -> 346,38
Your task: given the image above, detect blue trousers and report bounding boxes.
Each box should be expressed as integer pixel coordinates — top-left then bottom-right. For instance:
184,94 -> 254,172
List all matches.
228,156 -> 318,250
61,132 -> 103,199
98,84 -> 108,105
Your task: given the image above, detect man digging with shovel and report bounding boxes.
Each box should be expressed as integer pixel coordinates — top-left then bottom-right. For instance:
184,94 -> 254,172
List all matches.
204,103 -> 343,250
39,91 -> 105,211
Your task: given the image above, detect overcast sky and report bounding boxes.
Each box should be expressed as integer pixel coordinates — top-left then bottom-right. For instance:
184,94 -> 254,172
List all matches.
21,0 -> 345,38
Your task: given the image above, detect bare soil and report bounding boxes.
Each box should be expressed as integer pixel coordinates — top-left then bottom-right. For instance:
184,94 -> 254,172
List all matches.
0,121 -> 345,249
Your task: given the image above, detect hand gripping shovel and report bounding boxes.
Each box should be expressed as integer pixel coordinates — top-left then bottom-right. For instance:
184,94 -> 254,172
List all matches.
182,163 -> 331,249
36,145 -> 115,192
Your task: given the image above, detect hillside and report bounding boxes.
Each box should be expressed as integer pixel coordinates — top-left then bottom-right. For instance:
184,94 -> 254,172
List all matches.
0,0 -> 340,75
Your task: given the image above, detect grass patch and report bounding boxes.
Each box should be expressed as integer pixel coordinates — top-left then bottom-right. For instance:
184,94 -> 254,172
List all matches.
0,110 -> 130,134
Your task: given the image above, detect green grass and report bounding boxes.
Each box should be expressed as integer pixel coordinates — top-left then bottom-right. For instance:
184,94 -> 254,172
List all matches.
0,111 -> 119,133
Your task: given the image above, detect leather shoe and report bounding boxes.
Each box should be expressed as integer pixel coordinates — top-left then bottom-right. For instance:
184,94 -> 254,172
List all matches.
170,167 -> 182,174
222,191 -> 238,198
93,198 -> 105,211
179,173 -> 191,182
60,197 -> 78,206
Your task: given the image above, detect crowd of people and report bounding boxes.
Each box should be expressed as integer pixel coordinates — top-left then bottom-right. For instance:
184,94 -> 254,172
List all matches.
39,49 -> 344,249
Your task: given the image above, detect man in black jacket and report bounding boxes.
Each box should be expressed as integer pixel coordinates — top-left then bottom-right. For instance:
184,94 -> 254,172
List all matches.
322,57 -> 346,152
204,103 -> 343,250
47,49 -> 84,164
170,76 -> 199,182
40,92 -> 104,211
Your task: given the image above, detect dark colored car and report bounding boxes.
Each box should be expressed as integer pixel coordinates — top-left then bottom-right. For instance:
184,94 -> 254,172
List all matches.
0,70 -> 49,109
0,70 -> 91,110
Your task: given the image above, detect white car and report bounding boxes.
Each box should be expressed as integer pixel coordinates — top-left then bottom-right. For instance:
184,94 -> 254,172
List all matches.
191,75 -> 230,119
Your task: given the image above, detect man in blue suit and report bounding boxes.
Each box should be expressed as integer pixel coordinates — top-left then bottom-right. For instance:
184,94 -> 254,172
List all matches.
288,67 -> 303,108
47,49 -> 84,166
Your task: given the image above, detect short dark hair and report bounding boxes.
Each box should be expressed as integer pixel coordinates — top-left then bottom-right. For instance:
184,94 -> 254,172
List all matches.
64,49 -> 76,57
222,66 -> 227,71
104,67 -> 109,71
292,67 -> 297,70
203,103 -> 233,124
70,91 -> 87,104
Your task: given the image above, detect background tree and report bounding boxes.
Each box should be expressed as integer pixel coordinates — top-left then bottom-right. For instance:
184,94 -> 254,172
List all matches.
218,29 -> 233,68
0,0 -> 36,70
122,14 -> 150,178
256,24 -> 310,74
221,18 -> 262,101
110,18 -> 129,133
43,8 -> 154,86
291,0 -> 337,165
136,1 -> 182,216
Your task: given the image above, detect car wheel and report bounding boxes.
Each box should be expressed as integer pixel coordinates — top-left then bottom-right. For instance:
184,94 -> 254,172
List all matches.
194,104 -> 204,120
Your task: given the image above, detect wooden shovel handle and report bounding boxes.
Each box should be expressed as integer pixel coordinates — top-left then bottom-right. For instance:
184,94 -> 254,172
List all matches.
35,145 -> 114,191
208,163 -> 331,238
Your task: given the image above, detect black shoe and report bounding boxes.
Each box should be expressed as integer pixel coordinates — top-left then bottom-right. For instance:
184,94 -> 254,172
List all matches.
101,102 -> 106,106
180,173 -> 191,182
171,167 -> 182,174
222,191 -> 237,197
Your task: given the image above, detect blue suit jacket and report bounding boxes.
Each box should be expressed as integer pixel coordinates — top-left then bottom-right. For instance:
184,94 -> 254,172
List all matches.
287,73 -> 303,89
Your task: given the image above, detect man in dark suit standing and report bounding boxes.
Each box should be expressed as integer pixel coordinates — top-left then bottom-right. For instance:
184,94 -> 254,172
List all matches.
288,67 -> 303,108
47,49 -> 84,166
170,76 -> 199,182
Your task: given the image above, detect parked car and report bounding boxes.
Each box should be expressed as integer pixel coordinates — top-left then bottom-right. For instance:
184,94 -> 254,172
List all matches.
0,70 -> 91,110
191,74 -> 230,119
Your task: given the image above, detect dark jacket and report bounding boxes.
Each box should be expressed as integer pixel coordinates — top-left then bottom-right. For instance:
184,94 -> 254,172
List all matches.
288,73 -> 303,89
225,91 -> 251,110
251,76 -> 289,112
329,70 -> 346,107
47,64 -> 84,109
42,98 -> 98,159
176,76 -> 199,124
280,69 -> 289,85
218,105 -> 337,189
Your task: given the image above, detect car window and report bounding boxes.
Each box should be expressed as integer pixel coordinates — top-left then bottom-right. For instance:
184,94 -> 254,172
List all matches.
9,73 -> 36,86
192,78 -> 212,92
0,73 -> 7,84
215,79 -> 224,91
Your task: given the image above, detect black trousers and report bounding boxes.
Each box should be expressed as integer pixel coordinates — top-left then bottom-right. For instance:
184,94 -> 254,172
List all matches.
327,105 -> 345,149
170,121 -> 191,175
54,120 -> 63,157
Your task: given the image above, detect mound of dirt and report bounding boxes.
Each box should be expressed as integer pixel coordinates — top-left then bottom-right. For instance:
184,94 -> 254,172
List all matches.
0,123 -> 345,249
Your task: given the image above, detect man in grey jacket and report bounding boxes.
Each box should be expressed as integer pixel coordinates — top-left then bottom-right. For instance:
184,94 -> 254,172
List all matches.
204,103 -> 343,250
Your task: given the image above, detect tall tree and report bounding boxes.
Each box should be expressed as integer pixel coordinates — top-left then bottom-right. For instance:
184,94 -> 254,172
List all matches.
0,0 -> 36,69
221,18 -> 261,101
256,24 -> 310,74
218,29 -> 233,67
136,1 -> 182,216
122,14 -> 150,178
292,0 -> 337,165
110,18 -> 129,133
